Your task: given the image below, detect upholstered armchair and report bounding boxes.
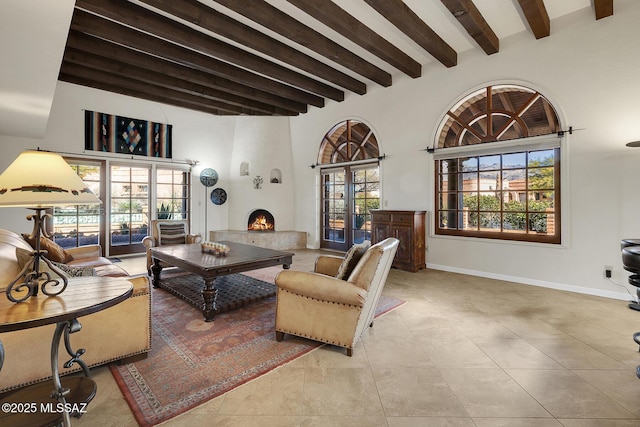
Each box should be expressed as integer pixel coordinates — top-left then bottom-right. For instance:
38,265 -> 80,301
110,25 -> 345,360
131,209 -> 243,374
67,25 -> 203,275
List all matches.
141,219 -> 201,274
274,237 -> 399,356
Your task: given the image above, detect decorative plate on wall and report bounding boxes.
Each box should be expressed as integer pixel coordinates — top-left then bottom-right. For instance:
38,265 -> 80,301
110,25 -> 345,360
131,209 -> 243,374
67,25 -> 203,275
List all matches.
199,168 -> 218,187
210,188 -> 227,205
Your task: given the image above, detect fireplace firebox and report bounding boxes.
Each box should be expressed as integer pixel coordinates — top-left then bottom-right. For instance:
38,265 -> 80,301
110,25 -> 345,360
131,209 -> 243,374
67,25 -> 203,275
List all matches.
248,209 -> 275,231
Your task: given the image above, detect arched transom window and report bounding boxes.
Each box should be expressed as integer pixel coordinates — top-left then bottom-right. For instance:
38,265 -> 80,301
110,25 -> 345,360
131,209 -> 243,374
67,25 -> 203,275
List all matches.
438,84 -> 560,148
434,84 -> 562,244
318,120 -> 379,165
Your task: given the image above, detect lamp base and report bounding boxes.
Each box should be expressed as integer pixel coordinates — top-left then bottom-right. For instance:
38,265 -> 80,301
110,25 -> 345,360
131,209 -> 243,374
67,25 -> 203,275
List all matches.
5,208 -> 68,303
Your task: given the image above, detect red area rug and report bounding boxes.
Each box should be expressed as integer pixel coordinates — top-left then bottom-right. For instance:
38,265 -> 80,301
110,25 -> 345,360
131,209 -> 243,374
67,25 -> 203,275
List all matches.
109,269 -> 404,426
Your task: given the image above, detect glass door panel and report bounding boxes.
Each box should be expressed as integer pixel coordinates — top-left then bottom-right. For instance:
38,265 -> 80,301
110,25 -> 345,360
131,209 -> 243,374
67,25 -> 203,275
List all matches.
110,165 -> 150,255
321,169 -> 346,250
351,166 -> 379,244
53,161 -> 104,249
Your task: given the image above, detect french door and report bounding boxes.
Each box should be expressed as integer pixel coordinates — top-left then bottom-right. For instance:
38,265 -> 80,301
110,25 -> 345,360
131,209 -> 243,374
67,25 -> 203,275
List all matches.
320,164 -> 379,251
109,164 -> 151,256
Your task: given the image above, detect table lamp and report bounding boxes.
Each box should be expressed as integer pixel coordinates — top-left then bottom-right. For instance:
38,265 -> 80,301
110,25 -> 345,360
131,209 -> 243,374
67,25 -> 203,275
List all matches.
0,149 -> 101,302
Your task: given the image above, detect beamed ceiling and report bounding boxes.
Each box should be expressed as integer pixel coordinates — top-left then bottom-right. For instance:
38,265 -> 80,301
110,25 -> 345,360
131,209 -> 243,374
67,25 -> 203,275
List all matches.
59,0 -> 615,116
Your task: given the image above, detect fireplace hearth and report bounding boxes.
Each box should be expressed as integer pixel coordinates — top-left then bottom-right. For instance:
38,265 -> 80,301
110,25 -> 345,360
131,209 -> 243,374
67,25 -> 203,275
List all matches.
248,209 -> 275,231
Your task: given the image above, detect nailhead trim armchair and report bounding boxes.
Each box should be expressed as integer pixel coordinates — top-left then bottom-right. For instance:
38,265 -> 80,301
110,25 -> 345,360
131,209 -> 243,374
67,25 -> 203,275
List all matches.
274,238 -> 399,356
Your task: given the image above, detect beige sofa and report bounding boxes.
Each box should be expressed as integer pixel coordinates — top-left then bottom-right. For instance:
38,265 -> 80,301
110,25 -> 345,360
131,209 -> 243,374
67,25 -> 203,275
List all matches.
0,229 -> 151,393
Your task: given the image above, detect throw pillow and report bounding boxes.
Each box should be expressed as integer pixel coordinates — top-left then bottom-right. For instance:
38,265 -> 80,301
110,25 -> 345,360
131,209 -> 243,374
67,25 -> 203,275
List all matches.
15,248 -> 96,278
335,240 -> 371,280
50,261 -> 97,277
22,235 -> 74,264
158,222 -> 187,245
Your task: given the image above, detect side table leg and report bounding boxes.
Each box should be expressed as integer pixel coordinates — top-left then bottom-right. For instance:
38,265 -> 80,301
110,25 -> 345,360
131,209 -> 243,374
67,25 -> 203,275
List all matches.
51,322 -> 73,427
202,277 -> 218,322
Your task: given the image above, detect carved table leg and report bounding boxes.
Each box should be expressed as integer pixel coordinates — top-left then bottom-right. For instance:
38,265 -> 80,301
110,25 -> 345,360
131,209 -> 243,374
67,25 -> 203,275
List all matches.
202,277 -> 218,322
151,259 -> 163,288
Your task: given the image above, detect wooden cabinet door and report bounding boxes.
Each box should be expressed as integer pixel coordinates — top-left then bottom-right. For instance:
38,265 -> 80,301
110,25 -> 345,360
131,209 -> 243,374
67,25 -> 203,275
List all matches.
372,222 -> 391,243
392,224 -> 413,266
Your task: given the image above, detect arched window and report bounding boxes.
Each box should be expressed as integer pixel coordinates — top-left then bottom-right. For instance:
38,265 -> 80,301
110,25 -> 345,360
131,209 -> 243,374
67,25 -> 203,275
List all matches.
434,84 -> 562,244
318,119 -> 379,165
318,120 -> 380,251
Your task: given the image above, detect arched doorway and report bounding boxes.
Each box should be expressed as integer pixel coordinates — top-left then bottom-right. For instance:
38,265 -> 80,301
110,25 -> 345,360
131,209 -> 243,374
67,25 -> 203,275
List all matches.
318,119 -> 381,251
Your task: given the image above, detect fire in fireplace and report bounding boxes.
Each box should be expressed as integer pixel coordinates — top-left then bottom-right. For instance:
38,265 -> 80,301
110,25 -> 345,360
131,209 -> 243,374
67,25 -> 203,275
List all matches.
248,209 -> 275,231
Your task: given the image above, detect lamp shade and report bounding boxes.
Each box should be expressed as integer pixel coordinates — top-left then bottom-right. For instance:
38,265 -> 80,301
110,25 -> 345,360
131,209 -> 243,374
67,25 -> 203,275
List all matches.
0,150 -> 101,207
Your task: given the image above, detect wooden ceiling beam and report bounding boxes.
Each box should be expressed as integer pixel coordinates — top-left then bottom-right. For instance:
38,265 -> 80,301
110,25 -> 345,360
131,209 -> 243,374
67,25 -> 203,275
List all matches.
594,0 -> 614,20
60,62 -> 264,115
516,0 -> 550,39
365,0 -> 457,67
70,9 -> 324,108
211,0 -> 393,84
286,0 -> 422,77
75,0 -> 344,101
66,31 -> 306,114
139,0 -> 374,91
62,48 -> 297,116
440,0 -> 499,55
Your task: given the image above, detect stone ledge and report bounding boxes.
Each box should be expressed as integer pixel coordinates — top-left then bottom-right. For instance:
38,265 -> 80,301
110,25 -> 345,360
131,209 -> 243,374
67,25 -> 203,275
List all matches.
209,230 -> 307,250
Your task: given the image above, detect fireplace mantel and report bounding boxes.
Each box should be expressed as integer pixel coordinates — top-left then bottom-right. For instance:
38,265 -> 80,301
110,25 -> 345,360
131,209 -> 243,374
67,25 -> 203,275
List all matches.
209,230 -> 306,250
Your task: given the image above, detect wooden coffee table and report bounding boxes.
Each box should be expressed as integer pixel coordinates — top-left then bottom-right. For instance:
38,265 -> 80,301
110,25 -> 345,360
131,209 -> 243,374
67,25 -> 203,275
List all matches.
150,241 -> 293,322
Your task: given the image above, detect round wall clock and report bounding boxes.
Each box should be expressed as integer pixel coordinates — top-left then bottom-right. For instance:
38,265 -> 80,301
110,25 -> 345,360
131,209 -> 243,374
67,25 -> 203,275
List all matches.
210,188 -> 227,205
199,168 -> 218,187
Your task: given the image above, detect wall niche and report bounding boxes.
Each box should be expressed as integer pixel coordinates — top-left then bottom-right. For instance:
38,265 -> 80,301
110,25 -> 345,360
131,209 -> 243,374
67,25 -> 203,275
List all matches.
270,168 -> 282,184
240,161 -> 250,176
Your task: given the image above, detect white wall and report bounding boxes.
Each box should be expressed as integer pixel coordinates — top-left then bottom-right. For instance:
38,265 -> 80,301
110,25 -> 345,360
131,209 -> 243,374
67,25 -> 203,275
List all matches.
289,0 -> 640,300
228,116 -> 296,231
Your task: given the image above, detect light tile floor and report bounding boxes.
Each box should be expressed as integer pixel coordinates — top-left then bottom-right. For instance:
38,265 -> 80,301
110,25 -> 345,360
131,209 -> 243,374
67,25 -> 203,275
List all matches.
74,249 -> 640,426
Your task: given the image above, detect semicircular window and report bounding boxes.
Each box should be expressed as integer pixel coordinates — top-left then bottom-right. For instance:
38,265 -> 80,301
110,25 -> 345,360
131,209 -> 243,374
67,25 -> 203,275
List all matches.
318,120 -> 379,165
438,84 -> 560,148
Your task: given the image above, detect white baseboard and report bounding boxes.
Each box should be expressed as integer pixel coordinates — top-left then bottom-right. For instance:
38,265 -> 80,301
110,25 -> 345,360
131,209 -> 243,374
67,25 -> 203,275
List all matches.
426,263 -> 634,302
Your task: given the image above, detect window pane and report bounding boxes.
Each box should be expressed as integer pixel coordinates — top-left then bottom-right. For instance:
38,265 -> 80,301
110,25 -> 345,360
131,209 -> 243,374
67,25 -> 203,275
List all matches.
479,155 -> 500,171
461,192 -> 477,210
503,212 -> 526,231
528,167 -> 554,189
478,193 -> 500,211
529,191 -> 554,210
528,149 -> 554,167
530,213 -> 552,233
460,157 -> 478,172
479,213 -> 500,230
503,152 -> 526,169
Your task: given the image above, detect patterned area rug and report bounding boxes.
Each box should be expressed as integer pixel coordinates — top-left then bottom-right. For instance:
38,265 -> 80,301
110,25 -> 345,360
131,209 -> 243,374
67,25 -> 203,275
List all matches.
110,270 -> 404,426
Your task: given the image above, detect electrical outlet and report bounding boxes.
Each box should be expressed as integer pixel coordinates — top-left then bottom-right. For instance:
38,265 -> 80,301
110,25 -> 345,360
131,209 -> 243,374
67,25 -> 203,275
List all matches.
604,265 -> 613,278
